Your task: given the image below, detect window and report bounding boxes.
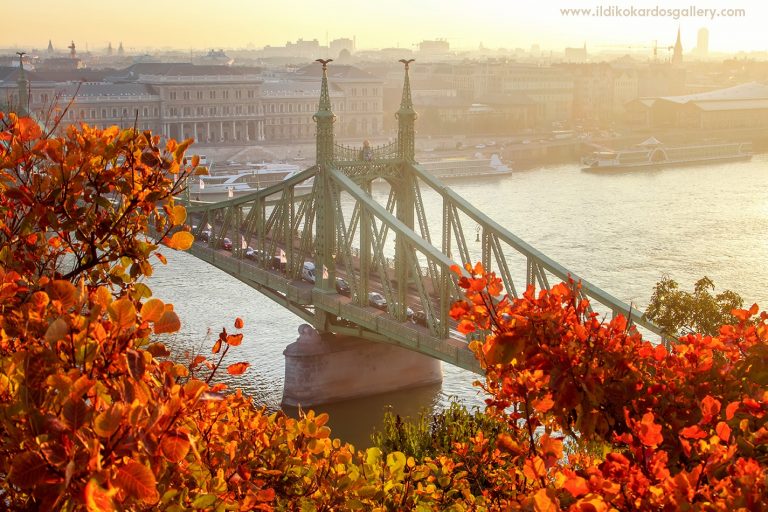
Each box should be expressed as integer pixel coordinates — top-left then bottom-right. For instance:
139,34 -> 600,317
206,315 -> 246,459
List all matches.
183,107 -> 191,116
154,107 -> 159,116
209,90 -> 216,99
170,91 -> 177,100
142,107 -> 148,117
90,109 -> 96,118
197,107 -> 204,115
235,90 -> 241,99
183,91 -> 190,100
112,108 -> 117,117
209,107 -> 216,115
197,91 -> 203,100
101,109 -> 107,118
223,91 -> 229,99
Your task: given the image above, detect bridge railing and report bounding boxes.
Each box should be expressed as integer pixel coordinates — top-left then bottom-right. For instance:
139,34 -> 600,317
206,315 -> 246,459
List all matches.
333,141 -> 399,163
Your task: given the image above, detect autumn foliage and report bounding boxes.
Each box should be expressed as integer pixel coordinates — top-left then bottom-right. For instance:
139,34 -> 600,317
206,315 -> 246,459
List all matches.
1,113 -> 766,510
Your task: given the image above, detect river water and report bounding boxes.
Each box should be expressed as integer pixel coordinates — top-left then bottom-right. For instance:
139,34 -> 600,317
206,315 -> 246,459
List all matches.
148,154 -> 768,446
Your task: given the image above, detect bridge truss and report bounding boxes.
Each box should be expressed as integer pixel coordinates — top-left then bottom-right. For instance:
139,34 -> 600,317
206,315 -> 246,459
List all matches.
185,60 -> 662,374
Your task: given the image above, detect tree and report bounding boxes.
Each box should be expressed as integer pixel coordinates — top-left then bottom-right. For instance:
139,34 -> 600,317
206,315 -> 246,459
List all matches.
645,275 -> 743,336
2,112 -> 765,510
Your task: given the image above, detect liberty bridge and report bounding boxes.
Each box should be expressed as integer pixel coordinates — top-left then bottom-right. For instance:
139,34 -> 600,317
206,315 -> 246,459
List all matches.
183,59 -> 662,405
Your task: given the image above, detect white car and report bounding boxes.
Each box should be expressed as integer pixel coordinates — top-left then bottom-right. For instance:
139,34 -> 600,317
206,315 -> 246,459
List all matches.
368,292 -> 387,310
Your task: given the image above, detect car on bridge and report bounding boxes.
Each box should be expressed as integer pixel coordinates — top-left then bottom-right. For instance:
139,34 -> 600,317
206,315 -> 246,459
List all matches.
368,292 -> 387,311
335,277 -> 350,296
302,262 -> 316,283
411,310 -> 429,327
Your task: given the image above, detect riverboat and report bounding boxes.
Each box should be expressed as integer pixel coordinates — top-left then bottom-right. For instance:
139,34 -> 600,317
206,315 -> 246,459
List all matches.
581,137 -> 752,172
189,162 -> 310,201
418,154 -> 513,179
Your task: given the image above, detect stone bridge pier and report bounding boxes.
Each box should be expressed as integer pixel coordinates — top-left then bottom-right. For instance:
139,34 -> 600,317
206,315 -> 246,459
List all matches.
282,325 -> 443,407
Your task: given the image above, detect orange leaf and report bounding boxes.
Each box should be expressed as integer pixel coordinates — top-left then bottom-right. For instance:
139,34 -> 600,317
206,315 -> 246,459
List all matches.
154,310 -> 181,334
212,338 -> 222,354
160,433 -> 190,463
226,333 -> 243,346
726,401 -> 739,420
94,404 -> 124,438
18,117 -> 42,141
166,231 -> 194,250
140,298 -> 165,323
169,205 -> 187,226
457,319 -> 476,334
226,362 -> 250,375
234,317 -> 244,329
680,425 -> 707,439
533,488 -> 558,512
533,395 -> 555,413
716,421 -> 731,442
256,488 -> 275,502
85,479 -> 116,512
563,474 -> 589,497
638,412 -> 663,448
190,355 -> 206,369
108,298 -> 137,331
113,461 -> 158,504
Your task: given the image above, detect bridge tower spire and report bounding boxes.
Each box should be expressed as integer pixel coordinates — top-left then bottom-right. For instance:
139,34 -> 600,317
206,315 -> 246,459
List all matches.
16,52 -> 28,115
396,59 -> 417,161
313,59 -> 337,295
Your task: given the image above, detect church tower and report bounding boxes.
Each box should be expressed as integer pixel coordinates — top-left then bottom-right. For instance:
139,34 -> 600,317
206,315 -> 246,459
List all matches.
672,27 -> 683,65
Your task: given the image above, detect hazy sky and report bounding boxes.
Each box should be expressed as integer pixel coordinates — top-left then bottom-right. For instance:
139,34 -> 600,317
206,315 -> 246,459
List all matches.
5,0 -> 767,54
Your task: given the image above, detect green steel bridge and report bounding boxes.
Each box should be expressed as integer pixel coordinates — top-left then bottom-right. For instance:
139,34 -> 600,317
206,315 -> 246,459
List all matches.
184,60 -> 662,374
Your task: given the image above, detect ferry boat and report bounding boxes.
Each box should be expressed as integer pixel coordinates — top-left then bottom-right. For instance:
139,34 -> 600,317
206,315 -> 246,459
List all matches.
581,137 -> 752,172
189,162 -> 311,201
418,154 -> 513,179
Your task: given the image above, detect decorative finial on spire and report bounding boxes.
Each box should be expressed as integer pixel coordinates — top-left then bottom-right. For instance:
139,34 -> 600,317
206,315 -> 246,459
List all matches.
315,58 -> 334,114
16,51 -> 26,73
398,59 -> 415,110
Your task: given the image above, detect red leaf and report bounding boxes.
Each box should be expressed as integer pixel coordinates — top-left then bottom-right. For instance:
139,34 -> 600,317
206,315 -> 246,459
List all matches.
226,362 -> 250,375
726,401 -> 739,420
190,355 -> 206,369
226,333 -> 243,346
532,395 -> 555,413
234,317 -> 244,329
113,461 -> 158,504
680,425 -> 707,439
9,452 -> 47,489
701,395 -> 721,424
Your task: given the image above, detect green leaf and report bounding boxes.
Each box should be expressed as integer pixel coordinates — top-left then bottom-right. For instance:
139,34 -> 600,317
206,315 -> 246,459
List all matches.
191,494 -> 217,508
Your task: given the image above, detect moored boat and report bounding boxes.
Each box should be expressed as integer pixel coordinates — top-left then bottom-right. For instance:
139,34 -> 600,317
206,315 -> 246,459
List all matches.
418,154 -> 513,179
190,162 -> 311,201
581,137 -> 752,172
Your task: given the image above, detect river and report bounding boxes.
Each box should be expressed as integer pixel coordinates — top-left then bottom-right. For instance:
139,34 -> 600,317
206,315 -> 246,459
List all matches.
148,154 -> 768,446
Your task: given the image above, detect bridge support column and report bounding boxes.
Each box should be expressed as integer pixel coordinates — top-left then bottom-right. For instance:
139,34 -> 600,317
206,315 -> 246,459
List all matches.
282,325 -> 443,407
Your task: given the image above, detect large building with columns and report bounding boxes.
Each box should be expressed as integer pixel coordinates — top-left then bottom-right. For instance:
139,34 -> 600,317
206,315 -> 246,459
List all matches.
1,61 -> 384,143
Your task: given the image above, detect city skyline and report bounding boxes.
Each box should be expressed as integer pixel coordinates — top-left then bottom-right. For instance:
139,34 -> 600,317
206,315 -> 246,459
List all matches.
5,0 -> 767,55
